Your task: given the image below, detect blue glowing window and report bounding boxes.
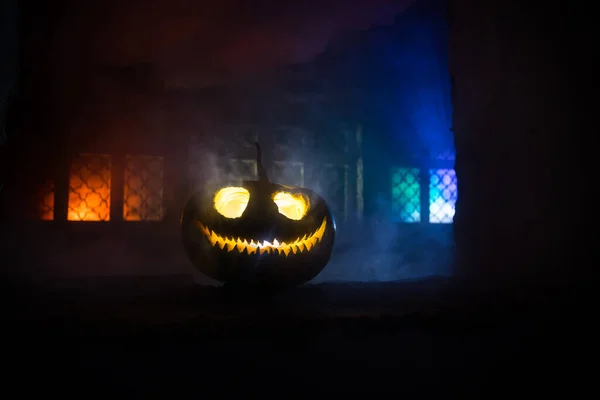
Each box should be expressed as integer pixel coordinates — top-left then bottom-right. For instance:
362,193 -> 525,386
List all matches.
429,169 -> 457,224
391,168 -> 421,223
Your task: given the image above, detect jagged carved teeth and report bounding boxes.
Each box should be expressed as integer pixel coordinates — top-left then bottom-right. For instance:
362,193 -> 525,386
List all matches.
196,218 -> 327,257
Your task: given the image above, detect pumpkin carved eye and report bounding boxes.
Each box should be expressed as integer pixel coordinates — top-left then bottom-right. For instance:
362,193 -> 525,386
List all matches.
272,192 -> 310,220
213,187 -> 250,218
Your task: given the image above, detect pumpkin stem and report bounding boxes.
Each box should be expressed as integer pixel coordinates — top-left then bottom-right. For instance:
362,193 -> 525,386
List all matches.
255,142 -> 269,182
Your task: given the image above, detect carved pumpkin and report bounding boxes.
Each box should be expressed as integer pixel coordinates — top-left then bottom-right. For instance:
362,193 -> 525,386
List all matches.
181,143 -> 335,288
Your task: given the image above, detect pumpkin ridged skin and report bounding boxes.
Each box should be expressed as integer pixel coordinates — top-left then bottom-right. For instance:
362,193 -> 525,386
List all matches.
181,180 -> 336,288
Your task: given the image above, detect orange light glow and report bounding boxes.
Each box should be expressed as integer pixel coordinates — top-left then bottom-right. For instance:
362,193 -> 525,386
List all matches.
67,154 -> 111,222
37,180 -> 55,221
272,191 -> 309,220
213,186 -> 250,218
196,217 -> 327,256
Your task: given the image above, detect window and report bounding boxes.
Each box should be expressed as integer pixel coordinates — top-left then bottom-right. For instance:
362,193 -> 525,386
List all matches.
429,168 -> 457,223
123,155 -> 165,221
391,167 -> 421,223
320,164 -> 348,222
272,161 -> 304,187
188,135 -> 223,184
68,154 -> 111,221
357,157 -> 364,220
37,179 -> 55,221
227,158 -> 257,185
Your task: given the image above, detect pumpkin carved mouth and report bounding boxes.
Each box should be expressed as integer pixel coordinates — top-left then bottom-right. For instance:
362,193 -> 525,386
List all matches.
196,217 -> 327,256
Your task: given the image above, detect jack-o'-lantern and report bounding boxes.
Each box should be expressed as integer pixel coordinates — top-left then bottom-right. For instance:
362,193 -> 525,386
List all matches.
181,143 -> 335,288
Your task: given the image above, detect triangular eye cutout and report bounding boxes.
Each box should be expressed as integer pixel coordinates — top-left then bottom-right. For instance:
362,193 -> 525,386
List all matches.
272,191 -> 310,220
213,187 -> 250,218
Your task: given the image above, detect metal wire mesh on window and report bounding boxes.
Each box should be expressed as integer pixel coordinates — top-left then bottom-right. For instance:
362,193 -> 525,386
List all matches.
37,179 -> 54,221
227,159 -> 257,185
68,154 -> 111,221
318,164 -> 348,222
271,161 -> 304,187
391,167 -> 421,223
429,168 -> 457,223
123,155 -> 165,221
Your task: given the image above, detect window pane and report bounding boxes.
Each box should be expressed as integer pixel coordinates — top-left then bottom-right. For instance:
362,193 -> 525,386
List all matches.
272,161 -> 304,187
123,155 -> 165,222
37,180 -> 55,221
391,167 -> 421,223
429,168 -> 457,223
320,164 -> 348,222
68,154 -> 111,221
227,159 -> 257,185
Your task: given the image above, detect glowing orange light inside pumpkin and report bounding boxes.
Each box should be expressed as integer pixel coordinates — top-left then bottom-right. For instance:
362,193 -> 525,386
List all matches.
213,187 -> 250,218
272,191 -> 310,220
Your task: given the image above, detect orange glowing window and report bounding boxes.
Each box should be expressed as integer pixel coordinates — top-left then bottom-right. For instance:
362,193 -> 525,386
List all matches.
68,154 -> 111,221
37,180 -> 55,221
123,155 -> 164,221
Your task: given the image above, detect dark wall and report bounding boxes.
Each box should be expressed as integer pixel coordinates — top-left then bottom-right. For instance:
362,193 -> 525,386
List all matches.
0,0 -> 18,116
1,0 -> 72,221
316,0 -> 453,217
450,0 -> 589,287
